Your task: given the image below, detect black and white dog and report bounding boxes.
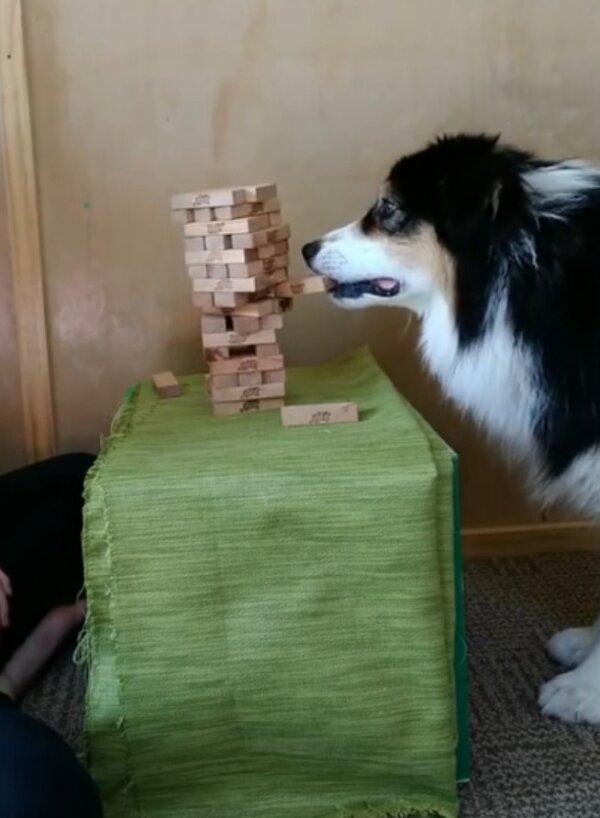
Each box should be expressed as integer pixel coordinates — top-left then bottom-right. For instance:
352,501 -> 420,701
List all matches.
302,133 -> 600,724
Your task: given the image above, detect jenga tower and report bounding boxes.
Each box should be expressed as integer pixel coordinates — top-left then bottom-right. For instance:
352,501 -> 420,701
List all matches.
171,184 -> 290,416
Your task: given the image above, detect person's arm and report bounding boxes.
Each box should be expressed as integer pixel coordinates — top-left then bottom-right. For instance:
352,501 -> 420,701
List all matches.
0,568 -> 12,630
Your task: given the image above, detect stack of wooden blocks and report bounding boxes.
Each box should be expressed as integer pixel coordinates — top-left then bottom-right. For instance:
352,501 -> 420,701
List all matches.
172,184 -> 290,416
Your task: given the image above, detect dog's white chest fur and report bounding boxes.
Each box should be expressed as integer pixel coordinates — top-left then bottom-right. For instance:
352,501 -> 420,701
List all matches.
419,292 -> 540,452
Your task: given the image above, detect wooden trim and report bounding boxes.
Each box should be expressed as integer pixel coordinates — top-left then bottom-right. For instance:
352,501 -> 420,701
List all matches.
463,521 -> 598,559
0,0 -> 55,460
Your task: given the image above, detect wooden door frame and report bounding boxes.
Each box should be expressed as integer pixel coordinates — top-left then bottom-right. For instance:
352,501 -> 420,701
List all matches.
0,0 -> 55,461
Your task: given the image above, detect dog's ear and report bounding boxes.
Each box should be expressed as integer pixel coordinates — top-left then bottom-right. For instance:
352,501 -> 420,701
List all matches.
436,157 -> 525,250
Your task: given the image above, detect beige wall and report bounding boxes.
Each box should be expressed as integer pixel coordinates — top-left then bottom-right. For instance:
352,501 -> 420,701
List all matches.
10,0 -> 600,524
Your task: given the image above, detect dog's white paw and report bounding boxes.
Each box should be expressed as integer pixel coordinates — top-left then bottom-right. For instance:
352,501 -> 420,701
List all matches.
546,627 -> 595,667
539,670 -> 600,724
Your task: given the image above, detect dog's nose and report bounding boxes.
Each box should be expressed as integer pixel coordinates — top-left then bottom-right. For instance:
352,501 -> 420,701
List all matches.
302,240 -> 322,267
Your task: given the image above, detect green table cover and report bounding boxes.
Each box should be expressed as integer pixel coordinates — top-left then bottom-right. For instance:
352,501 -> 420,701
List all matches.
83,348 -> 466,818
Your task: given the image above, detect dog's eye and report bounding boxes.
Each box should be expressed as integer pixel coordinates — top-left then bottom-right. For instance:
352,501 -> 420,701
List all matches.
378,198 -> 397,219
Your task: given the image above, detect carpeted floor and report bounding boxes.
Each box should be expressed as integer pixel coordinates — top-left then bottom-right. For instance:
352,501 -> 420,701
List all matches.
24,552 -> 600,817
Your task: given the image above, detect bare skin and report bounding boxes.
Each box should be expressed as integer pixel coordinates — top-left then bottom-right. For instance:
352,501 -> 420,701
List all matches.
0,568 -> 85,701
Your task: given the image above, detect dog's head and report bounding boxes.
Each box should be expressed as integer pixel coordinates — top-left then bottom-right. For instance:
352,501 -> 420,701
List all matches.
302,133 -> 529,313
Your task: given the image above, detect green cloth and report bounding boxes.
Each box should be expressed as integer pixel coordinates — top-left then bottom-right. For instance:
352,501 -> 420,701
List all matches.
83,348 -> 459,818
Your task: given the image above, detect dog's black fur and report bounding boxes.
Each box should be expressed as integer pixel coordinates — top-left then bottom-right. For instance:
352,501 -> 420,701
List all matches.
381,135 -> 600,478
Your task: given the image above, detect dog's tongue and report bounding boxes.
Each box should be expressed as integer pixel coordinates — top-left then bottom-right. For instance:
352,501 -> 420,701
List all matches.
374,278 -> 398,291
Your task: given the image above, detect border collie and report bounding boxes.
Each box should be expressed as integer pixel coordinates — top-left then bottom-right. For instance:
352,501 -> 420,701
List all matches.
302,133 -> 600,725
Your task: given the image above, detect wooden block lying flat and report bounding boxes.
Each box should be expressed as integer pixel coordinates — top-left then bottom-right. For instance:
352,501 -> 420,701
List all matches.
225,259 -> 270,278
204,233 -> 232,250
208,373 -> 238,388
263,254 -> 288,274
264,369 -> 286,384
213,292 -> 249,308
184,215 -> 270,237
208,353 -> 283,375
183,247 -> 260,263
230,299 -> 277,318
205,347 -> 230,361
192,208 -> 213,222
256,244 -> 277,260
230,229 -> 270,249
275,276 -> 328,297
211,382 -> 286,403
172,208 -> 194,224
268,224 -> 290,242
192,275 -> 274,293
256,343 -> 280,357
208,265 -> 228,279
230,224 -> 290,249
243,183 -> 277,203
202,329 -> 277,348
172,188 -> 247,209
269,213 -> 282,227
212,397 -> 284,417
232,316 -> 260,335
185,236 -> 206,251
201,314 -> 228,333
262,197 -> 280,213
238,371 -> 262,386
259,313 -> 283,331
213,202 -> 265,220
281,402 -> 359,427
152,371 -> 182,398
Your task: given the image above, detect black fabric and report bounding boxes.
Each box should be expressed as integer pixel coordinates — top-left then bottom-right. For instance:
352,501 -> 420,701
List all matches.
0,454 -> 95,666
0,693 -> 102,817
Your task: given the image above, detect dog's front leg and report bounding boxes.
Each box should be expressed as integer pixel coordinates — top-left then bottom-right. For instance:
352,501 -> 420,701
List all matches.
540,613 -> 600,724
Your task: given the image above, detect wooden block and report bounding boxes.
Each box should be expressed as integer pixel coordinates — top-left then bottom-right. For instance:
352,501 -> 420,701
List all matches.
231,299 -> 278,318
256,343 -> 280,357
230,229 -> 270,249
184,215 -> 269,237
192,208 -> 213,222
238,371 -> 262,386
152,371 -> 182,398
188,264 -> 209,279
204,233 -> 232,250
259,313 -> 283,331
213,291 -> 249,308
203,329 -> 277,348
263,368 -> 286,384
274,276 -> 328,297
267,224 -> 290,242
269,212 -> 282,227
213,201 -> 266,220
171,208 -> 194,224
212,397 -> 284,417
208,354 -> 283,375
211,382 -> 286,403
226,259 -> 266,278
262,197 -> 280,213
208,373 -> 238,388
171,188 -> 247,209
183,246 -> 260,263
192,276 -> 273,293
243,183 -> 277,202
185,236 -> 206,251
273,240 -> 288,255
205,346 -> 230,361
256,244 -> 276,260
281,402 -> 359,427
208,264 -> 228,279
201,314 -> 227,333
263,254 -> 288,274
232,316 -> 260,334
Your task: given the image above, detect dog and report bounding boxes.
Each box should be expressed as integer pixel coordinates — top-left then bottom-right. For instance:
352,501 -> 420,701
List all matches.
302,133 -> 600,725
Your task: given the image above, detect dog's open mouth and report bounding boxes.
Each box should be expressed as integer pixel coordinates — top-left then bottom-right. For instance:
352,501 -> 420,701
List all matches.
324,277 -> 402,299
